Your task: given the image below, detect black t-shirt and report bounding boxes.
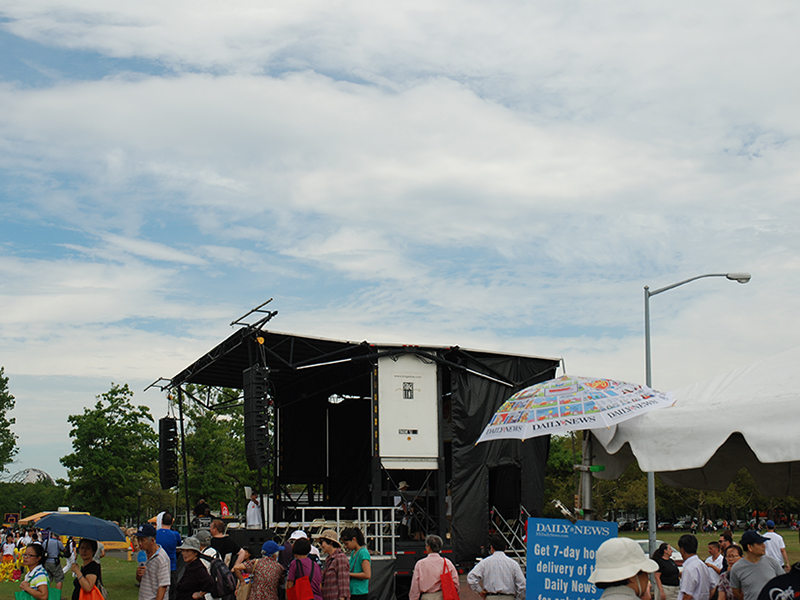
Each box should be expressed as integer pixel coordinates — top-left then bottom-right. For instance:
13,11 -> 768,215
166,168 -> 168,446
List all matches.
757,565 -> 800,600
655,557 -> 680,586
72,560 -> 102,600
210,536 -> 240,568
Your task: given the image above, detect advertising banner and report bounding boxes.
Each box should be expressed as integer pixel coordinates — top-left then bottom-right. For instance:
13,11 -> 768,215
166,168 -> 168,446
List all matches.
527,518 -> 618,600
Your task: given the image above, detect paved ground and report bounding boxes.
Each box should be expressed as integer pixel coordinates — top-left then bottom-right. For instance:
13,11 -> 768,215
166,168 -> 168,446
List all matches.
459,573 -> 483,600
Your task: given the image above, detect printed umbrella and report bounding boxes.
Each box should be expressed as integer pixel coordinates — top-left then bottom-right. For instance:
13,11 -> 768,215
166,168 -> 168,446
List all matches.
35,513 -> 126,542
476,374 -> 673,443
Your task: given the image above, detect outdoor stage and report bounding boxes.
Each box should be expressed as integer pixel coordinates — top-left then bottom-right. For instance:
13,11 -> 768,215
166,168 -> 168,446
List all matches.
163,318 -> 560,598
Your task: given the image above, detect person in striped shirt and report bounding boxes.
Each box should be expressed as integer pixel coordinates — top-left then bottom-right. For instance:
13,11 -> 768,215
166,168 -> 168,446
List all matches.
467,535 -> 525,600
136,523 -> 172,600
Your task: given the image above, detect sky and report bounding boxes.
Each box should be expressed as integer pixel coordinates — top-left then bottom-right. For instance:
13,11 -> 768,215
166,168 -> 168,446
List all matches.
1,1 -> 799,482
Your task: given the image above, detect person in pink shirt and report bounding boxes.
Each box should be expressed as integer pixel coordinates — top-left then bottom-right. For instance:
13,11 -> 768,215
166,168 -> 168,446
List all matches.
409,535 -> 459,600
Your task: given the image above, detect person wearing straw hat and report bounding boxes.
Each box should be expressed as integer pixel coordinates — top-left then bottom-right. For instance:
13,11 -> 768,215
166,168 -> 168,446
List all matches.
175,537 -> 217,600
318,530 -> 350,600
395,482 -> 413,540
588,537 -> 659,600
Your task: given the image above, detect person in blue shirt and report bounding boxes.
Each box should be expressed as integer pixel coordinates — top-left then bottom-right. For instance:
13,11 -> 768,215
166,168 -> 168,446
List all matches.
156,512 -> 183,600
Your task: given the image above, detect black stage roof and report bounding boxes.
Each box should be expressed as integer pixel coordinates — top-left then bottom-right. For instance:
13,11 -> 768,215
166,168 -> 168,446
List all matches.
168,328 -> 561,395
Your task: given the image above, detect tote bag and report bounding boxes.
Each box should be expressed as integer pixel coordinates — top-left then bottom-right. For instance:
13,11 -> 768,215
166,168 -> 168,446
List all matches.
79,585 -> 105,600
16,588 -> 61,600
440,557 -> 459,600
287,558 -> 315,600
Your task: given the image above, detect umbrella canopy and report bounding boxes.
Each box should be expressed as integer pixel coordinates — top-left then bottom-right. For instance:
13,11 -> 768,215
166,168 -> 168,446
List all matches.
592,346 -> 800,496
36,513 -> 126,542
477,375 -> 673,443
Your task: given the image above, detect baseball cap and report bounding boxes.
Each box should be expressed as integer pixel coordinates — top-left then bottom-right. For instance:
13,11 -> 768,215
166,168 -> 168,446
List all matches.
135,523 -> 157,537
740,530 -> 769,548
766,520 -> 775,528
262,540 -> 285,556
289,530 -> 308,541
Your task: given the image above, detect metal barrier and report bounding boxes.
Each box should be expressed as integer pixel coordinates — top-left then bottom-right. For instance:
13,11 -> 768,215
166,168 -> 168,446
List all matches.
266,505 -> 398,557
355,506 -> 397,557
491,505 -> 528,568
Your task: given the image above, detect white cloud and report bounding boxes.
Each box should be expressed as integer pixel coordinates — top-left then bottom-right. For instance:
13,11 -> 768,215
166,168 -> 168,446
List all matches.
2,0 -> 800,477
100,234 -> 206,265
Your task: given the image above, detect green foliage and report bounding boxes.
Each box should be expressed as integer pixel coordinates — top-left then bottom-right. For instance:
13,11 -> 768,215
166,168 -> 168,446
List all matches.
180,386 -> 257,516
0,367 -> 18,472
0,480 -> 68,517
543,434 -> 580,518
60,383 -> 158,522
595,461 -> 648,517
543,433 -> 799,523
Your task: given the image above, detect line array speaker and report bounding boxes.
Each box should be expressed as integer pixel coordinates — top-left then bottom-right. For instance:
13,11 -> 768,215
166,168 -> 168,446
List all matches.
244,365 -> 271,470
159,417 -> 179,489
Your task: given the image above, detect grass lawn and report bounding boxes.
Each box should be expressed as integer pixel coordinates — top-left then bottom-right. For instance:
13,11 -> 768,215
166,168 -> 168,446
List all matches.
0,553 -> 140,600
621,528 -> 800,564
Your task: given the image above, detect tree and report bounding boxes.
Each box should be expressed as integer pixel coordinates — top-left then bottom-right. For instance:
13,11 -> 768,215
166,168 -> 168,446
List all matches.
0,367 -> 18,472
180,386 -> 255,516
543,433 -> 580,518
0,480 -> 68,517
60,383 -> 158,521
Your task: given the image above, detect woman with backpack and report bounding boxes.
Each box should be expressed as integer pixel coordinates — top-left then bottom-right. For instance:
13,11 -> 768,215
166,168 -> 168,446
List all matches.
287,537 -> 323,600
175,537 -> 217,600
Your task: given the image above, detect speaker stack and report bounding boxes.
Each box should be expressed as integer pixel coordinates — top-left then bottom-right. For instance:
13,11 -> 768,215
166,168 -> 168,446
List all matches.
159,417 -> 179,489
244,365 -> 271,470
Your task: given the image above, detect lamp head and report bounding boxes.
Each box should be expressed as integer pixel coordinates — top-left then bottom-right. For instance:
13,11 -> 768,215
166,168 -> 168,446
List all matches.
726,272 -> 751,284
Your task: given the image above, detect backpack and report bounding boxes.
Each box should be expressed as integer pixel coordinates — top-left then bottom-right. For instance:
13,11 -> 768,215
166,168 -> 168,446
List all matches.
43,538 -> 62,563
199,553 -> 238,600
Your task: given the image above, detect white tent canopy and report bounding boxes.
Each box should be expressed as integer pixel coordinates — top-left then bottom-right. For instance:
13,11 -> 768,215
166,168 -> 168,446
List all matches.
591,346 -> 800,496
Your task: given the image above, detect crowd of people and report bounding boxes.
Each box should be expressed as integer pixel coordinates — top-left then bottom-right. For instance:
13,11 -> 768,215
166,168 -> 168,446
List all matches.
134,513 -> 528,600
6,509 -> 800,600
2,525 -> 106,600
599,525 -> 797,600
133,517 -> 374,600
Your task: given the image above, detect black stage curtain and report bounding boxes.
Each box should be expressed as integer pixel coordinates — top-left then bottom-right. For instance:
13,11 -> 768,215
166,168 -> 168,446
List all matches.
279,394 -> 372,507
450,355 -> 556,562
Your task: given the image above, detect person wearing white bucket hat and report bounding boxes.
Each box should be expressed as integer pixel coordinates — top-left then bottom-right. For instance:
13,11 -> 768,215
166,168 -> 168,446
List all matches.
589,537 -> 660,600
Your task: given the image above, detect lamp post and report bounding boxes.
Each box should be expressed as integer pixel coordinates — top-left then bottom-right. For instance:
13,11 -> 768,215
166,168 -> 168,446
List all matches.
644,272 -> 750,554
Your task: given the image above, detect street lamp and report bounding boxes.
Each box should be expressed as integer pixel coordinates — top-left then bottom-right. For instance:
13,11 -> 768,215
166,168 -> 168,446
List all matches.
644,272 -> 750,554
